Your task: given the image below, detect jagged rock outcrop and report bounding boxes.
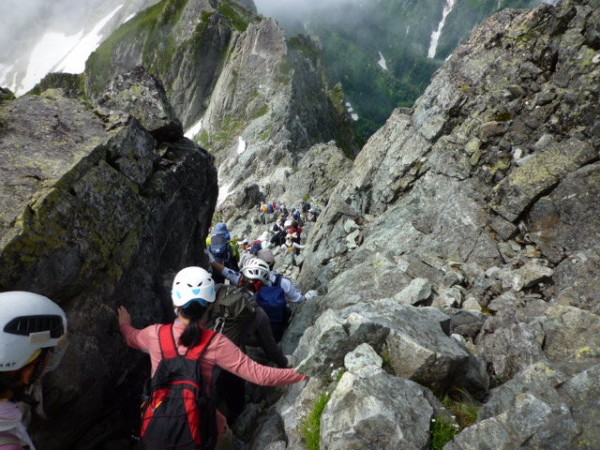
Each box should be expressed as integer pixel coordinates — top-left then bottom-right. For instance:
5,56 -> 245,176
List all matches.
2,0 -> 599,448
84,0 -> 359,224
250,0 -> 599,448
0,67 -> 217,449
202,22 -> 358,204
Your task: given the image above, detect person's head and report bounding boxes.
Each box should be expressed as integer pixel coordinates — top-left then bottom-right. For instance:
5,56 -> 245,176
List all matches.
214,223 -> 228,235
257,249 -> 275,270
240,257 -> 270,292
213,222 -> 231,240
0,291 -> 67,399
171,267 -> 216,347
239,239 -> 249,251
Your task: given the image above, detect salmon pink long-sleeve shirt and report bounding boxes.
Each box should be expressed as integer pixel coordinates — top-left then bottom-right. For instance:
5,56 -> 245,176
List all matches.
119,319 -> 307,434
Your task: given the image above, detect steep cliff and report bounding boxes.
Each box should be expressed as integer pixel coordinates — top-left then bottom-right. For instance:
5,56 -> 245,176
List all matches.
259,0 -> 598,447
0,67 -> 218,449
84,0 -> 358,207
1,0 -> 599,448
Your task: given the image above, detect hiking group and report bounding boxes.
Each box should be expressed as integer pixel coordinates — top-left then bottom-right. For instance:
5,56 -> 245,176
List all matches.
0,223 -> 309,450
118,263 -> 308,450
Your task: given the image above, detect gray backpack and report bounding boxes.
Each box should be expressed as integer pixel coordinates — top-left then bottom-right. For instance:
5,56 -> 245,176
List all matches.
202,285 -> 256,346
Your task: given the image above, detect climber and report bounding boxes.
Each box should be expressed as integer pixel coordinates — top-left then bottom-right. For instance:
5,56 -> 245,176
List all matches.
256,249 -> 305,305
283,233 -> 305,254
237,239 -> 253,268
206,223 -> 240,284
288,220 -> 303,242
117,267 -> 308,450
0,291 -> 68,450
271,215 -> 287,247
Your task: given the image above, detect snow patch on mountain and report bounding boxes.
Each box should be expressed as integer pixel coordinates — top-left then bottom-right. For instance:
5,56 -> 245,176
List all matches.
428,0 -> 455,59
184,118 -> 203,139
16,5 -> 123,95
377,51 -> 388,71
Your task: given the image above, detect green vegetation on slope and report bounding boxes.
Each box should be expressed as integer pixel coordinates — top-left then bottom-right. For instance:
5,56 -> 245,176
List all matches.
276,0 -> 542,141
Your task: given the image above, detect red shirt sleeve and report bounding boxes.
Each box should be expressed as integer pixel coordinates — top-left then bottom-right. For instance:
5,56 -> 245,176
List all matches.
205,334 -> 308,386
119,322 -> 159,352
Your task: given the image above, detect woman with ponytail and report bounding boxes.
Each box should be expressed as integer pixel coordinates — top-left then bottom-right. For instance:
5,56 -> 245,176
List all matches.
117,266 -> 308,450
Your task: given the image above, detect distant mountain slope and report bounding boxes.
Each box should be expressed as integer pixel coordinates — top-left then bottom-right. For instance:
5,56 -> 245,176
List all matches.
0,0 -> 161,95
258,0 -> 546,140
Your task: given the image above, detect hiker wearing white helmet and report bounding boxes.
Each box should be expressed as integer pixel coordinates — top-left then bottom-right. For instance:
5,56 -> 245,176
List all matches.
257,249 -> 305,304
0,291 -> 68,450
118,267 -> 306,449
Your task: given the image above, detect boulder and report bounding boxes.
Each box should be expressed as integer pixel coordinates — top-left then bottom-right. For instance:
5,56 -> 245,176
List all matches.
0,72 -> 217,449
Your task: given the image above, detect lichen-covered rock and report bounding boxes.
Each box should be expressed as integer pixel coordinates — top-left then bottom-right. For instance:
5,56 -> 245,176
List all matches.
0,72 -> 217,449
321,368 -> 436,450
447,361 -> 600,450
96,66 -> 183,141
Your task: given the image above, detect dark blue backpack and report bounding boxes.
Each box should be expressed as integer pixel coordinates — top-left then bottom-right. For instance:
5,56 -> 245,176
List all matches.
209,234 -> 232,264
254,275 -> 290,341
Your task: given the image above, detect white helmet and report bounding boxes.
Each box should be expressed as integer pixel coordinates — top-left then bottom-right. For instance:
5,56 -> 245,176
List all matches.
0,291 -> 67,372
171,266 -> 216,307
241,258 -> 270,284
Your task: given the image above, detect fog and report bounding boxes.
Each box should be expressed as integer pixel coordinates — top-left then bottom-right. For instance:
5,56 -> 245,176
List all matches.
0,0 -> 105,62
253,0 -> 363,19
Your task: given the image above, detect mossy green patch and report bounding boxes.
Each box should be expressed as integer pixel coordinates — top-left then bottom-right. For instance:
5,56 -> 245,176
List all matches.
86,0 -> 189,95
300,391 -> 331,450
218,0 -> 250,32
431,415 -> 460,450
493,110 -> 513,122
328,83 -> 346,115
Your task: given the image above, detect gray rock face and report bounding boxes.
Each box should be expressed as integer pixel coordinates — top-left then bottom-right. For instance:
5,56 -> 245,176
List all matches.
256,0 -> 599,448
96,66 -> 183,141
447,361 -> 600,450
321,370 -> 435,450
0,70 -> 217,449
204,21 -> 358,214
83,0 -> 359,220
2,0 -> 599,448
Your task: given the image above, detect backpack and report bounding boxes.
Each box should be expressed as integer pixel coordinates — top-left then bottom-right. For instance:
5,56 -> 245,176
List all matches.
255,275 -> 290,341
140,324 -> 217,450
202,285 -> 257,346
209,234 -> 237,270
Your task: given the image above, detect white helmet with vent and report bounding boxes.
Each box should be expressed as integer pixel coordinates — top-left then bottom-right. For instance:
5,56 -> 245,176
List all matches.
0,291 -> 67,372
171,266 -> 216,307
241,258 -> 271,284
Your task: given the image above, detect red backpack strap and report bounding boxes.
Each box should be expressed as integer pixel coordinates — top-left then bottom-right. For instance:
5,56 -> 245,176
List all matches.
158,324 -> 178,359
185,329 -> 217,360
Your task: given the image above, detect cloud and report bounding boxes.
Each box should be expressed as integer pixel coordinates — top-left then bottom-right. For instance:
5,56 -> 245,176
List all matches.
254,0 -> 362,18
0,0 -> 100,62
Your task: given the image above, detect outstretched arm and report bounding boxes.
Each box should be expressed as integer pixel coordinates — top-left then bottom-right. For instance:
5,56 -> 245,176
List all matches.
117,306 -> 153,353
211,334 -> 308,386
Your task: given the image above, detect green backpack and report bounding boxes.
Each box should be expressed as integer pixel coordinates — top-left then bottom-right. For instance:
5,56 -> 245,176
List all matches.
203,285 -> 256,346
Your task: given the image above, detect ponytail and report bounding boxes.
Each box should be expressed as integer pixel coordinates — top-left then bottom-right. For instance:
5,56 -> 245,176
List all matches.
177,301 -> 208,348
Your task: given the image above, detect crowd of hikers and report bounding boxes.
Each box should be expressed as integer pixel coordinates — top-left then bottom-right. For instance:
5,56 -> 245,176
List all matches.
258,199 -> 321,229
0,204 -> 318,449
123,218 -> 312,450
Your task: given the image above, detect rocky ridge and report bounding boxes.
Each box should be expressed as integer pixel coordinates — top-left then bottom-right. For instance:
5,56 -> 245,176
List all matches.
84,0 -> 358,202
249,0 -> 598,448
0,0 -> 598,449
0,67 -> 218,449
